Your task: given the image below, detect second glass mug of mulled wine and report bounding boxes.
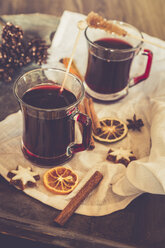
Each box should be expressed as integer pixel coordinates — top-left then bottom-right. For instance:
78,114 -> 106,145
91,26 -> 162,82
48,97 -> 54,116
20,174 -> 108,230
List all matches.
13,68 -> 92,166
84,21 -> 153,101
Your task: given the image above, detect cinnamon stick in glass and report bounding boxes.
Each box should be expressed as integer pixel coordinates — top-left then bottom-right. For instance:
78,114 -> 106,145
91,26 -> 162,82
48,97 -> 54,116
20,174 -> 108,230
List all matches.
54,170 -> 103,226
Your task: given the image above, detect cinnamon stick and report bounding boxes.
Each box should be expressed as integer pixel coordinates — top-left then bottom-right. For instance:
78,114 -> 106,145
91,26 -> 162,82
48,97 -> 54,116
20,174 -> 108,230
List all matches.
78,102 -> 85,115
84,97 -> 101,135
60,58 -> 84,82
54,171 -> 103,226
78,103 -> 95,150
83,97 -> 92,120
88,98 -> 102,134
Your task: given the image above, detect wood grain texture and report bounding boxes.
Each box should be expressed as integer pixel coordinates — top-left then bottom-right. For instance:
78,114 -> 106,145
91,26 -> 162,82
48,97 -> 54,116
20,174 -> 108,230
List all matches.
0,0 -> 165,40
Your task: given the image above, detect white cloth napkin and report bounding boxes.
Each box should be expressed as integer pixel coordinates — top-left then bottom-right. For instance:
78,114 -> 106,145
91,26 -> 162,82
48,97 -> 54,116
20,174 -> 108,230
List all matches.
46,10 -> 165,196
0,11 -> 165,217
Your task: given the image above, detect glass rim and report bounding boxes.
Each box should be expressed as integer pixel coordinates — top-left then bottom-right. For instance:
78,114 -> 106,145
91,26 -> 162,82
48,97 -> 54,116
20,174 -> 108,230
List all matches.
84,20 -> 144,53
13,67 -> 85,112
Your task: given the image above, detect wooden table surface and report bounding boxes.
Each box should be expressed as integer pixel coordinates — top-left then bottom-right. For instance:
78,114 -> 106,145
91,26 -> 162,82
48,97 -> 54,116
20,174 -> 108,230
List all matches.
0,0 -> 165,40
0,1 -> 165,248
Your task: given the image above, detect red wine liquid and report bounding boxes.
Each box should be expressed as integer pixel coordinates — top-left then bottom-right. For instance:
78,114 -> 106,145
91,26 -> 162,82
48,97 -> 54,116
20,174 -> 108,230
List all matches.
85,38 -> 134,94
22,84 -> 77,165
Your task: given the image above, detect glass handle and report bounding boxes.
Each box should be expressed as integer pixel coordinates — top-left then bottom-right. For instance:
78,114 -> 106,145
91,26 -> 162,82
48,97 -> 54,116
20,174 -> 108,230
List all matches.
130,49 -> 153,87
67,111 -> 92,155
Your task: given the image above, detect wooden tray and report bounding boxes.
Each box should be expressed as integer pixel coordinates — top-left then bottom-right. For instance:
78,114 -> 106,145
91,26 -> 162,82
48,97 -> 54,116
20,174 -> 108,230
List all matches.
0,14 -> 165,248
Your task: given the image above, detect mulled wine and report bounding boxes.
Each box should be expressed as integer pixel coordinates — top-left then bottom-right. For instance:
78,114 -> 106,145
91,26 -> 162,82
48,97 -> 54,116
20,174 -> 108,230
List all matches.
22,84 -> 77,165
85,37 -> 134,94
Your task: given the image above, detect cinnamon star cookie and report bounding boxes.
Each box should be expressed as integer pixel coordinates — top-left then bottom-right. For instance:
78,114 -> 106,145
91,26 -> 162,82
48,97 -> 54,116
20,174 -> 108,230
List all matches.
106,147 -> 137,166
7,165 -> 40,190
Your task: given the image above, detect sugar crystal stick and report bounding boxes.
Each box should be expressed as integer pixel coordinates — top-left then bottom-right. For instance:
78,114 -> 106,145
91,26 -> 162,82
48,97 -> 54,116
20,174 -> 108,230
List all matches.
86,11 -> 165,49
127,33 -> 165,49
60,21 -> 86,93
86,11 -> 127,36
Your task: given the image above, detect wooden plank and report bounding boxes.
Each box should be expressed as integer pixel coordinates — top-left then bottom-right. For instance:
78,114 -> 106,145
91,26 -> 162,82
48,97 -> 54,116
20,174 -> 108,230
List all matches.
0,0 -> 164,39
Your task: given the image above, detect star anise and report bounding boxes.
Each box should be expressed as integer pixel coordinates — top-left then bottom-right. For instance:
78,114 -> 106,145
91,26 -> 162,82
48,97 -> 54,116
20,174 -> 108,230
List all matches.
126,114 -> 144,131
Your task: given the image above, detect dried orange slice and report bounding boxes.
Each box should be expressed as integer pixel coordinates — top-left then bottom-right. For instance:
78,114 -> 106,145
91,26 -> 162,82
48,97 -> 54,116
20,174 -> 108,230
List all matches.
93,118 -> 128,143
43,166 -> 78,194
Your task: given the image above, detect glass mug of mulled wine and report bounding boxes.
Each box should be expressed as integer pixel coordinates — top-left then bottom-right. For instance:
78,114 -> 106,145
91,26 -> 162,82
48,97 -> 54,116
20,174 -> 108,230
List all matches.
84,21 -> 153,101
14,68 -> 92,166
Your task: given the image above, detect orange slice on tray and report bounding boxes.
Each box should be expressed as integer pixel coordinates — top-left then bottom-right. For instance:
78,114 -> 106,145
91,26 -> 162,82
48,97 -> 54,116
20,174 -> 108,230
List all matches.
93,118 -> 128,143
43,166 -> 78,195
